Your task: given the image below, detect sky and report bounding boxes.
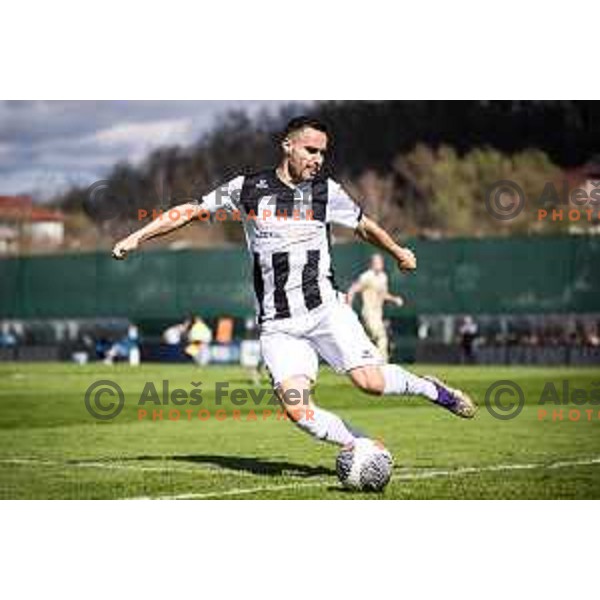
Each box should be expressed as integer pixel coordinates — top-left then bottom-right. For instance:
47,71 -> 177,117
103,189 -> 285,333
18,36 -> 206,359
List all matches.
0,101 -> 291,200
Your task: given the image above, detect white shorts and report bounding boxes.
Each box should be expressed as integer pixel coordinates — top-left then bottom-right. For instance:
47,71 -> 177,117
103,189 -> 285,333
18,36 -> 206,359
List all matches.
260,297 -> 384,387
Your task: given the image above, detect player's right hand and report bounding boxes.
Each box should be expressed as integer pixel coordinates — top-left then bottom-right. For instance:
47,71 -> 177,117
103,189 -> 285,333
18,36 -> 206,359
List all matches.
393,295 -> 405,307
112,236 -> 138,260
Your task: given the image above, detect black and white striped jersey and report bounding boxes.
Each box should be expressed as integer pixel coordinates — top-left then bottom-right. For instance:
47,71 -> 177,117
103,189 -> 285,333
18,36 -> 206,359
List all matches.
198,169 -> 363,323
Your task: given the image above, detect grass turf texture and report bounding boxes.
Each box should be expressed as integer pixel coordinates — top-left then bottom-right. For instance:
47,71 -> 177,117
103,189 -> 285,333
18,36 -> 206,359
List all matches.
0,363 -> 599,499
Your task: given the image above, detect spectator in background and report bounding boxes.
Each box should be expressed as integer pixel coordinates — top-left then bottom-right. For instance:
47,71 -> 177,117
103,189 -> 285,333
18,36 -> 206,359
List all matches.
162,320 -> 188,346
584,322 -> 600,347
161,318 -> 190,361
241,316 -> 266,385
458,316 -> 479,364
103,324 -> 140,366
185,316 -> 212,366
0,325 -> 18,348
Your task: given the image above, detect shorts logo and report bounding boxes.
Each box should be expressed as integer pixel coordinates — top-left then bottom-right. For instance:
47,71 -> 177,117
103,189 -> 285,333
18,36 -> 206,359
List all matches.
361,349 -> 373,358
256,179 -> 269,189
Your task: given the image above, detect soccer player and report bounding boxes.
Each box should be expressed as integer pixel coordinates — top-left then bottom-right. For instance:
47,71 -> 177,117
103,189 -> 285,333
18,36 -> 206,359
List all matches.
112,116 -> 476,449
347,253 -> 404,362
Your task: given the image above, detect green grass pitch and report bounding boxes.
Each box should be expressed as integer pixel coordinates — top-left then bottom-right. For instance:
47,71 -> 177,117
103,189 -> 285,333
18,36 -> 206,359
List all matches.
0,362 -> 599,499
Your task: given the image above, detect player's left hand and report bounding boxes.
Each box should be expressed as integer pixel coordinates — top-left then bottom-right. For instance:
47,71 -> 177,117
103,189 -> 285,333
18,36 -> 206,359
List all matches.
396,248 -> 416,272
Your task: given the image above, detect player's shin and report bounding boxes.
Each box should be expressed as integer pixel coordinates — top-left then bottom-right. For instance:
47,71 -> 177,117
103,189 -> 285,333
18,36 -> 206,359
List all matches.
380,364 -> 477,417
278,378 -> 366,446
290,405 -> 363,446
380,364 -> 438,400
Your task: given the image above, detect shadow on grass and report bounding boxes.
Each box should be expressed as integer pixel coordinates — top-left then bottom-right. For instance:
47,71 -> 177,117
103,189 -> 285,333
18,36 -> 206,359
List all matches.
131,454 -> 335,478
323,486 -> 386,495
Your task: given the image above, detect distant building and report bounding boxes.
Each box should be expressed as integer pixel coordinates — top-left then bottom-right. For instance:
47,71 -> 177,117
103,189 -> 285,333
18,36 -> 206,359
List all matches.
0,196 -> 65,253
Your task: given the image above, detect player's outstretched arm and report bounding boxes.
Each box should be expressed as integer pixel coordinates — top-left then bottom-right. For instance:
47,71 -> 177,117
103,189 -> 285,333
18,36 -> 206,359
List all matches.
355,215 -> 416,273
112,202 -> 198,260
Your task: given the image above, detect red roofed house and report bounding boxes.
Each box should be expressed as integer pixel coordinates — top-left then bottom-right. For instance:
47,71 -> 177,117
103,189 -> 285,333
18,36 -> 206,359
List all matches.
0,196 -> 65,253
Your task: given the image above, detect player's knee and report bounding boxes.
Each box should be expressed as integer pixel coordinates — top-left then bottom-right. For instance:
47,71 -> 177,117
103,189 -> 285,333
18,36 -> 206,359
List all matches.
277,376 -> 313,411
349,366 -> 385,395
277,377 -> 321,435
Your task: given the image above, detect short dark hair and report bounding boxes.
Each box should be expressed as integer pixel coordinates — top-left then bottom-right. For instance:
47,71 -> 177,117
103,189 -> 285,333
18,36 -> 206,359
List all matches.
281,116 -> 329,139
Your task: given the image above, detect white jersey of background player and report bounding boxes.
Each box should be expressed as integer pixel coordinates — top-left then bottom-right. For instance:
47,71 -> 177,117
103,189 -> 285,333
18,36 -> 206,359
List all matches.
348,254 -> 404,362
113,116 -> 476,451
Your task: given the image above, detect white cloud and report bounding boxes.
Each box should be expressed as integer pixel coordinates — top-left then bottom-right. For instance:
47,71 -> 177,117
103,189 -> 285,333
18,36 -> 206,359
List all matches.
0,100 -> 295,199
94,117 -> 195,162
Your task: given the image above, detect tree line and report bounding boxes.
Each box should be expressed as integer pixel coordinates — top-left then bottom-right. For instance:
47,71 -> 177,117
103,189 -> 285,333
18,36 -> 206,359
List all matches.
55,101 -> 600,245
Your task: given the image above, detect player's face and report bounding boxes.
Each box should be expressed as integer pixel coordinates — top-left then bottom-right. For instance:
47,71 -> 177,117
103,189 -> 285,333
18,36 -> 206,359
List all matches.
284,127 -> 328,182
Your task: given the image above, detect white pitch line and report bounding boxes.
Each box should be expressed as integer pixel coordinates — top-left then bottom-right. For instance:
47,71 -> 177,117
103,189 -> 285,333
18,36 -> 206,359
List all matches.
126,455 -> 600,500
391,456 -> 600,480
127,480 -> 331,500
3,455 -> 600,499
0,457 -> 256,476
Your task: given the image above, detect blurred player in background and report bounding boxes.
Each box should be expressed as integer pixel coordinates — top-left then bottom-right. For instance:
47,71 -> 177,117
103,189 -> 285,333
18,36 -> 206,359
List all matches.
113,116 -> 476,451
347,253 -> 404,361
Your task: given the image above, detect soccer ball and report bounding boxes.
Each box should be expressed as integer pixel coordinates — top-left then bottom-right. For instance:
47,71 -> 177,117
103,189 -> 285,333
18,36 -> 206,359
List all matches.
336,438 -> 393,492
